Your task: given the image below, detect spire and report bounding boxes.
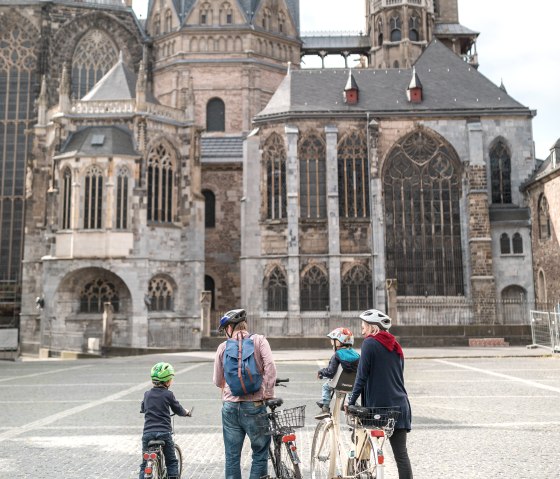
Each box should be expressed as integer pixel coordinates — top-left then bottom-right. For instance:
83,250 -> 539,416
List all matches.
343,70 -> 359,104
406,67 -> 423,103
499,78 -> 507,93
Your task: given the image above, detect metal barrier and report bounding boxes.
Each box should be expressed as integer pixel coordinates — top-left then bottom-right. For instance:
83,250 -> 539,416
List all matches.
529,310 -> 560,352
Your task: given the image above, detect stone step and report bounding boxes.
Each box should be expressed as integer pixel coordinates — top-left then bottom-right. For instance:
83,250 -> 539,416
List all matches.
468,338 -> 510,347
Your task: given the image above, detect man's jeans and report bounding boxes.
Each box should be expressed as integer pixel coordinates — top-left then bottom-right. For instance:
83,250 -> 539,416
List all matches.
139,431 -> 179,479
222,401 -> 270,479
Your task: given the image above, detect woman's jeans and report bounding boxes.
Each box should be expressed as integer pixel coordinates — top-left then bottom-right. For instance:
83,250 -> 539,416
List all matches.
388,428 -> 413,479
138,431 -> 179,479
222,400 -> 270,479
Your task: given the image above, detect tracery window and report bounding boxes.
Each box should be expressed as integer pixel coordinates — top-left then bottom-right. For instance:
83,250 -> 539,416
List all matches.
500,233 -> 510,254
490,139 -> 512,204
72,29 -> 118,100
207,98 -> 225,132
266,267 -> 288,311
390,16 -> 402,42
147,277 -> 174,311
341,265 -> 373,311
300,266 -> 329,311
80,278 -> 119,313
263,133 -> 287,220
299,133 -> 326,219
84,166 -> 103,229
512,232 -> 523,254
164,9 -> 172,33
0,14 -> 37,280
61,168 -> 72,230
338,131 -> 370,218
203,189 -> 216,227
409,14 -> 420,41
116,166 -> 129,229
538,194 -> 551,240
147,143 -> 174,223
383,130 -> 464,296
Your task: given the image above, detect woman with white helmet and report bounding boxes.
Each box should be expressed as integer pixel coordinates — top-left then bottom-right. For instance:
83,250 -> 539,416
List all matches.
347,309 -> 413,478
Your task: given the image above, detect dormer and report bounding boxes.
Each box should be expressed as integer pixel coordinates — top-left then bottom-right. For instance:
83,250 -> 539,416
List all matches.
406,67 -> 423,103
344,70 -> 359,105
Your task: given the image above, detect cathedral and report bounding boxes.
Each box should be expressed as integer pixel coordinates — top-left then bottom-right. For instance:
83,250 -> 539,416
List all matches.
0,0 -> 543,355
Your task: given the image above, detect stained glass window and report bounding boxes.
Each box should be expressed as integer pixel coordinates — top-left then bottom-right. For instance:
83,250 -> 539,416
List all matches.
266,267 -> 288,311
338,131 -> 369,218
263,133 -> 287,220
490,140 -> 512,204
299,133 -> 326,219
300,266 -> 329,311
147,144 -> 174,223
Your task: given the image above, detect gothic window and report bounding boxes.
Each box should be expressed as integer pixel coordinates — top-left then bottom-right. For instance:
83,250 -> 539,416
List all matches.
377,18 -> 383,45
147,277 -> 174,311
262,8 -> 271,30
409,14 -> 420,41
0,14 -> 38,279
538,194 -> 551,240
278,11 -> 286,33
116,166 -> 129,230
164,9 -> 172,33
221,2 -> 233,24
72,29 -> 118,99
263,133 -> 287,220
203,189 -> 216,227
207,98 -> 225,132
84,166 -> 103,229
80,279 -> 119,313
61,168 -> 72,230
147,143 -> 175,223
341,265 -> 373,311
153,14 -> 161,35
338,132 -> 370,218
512,232 -> 523,254
490,140 -> 512,204
266,267 -> 288,311
200,3 -> 211,24
390,16 -> 402,42
383,130 -> 464,296
500,233 -> 510,254
301,266 -> 329,311
299,133 -> 326,219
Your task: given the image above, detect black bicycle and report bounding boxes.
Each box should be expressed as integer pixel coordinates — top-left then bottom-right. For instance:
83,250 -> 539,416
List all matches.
257,378 -> 306,479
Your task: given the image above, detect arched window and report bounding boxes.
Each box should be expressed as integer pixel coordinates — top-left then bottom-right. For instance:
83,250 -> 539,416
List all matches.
61,167 -> 72,230
338,131 -> 369,218
490,140 -> 512,204
80,278 -> 119,313
147,143 -> 174,223
409,15 -> 420,41
72,29 -> 118,99
203,189 -> 216,227
116,166 -> 129,229
153,13 -> 161,35
538,194 -> 551,240
500,233 -> 510,254
84,166 -> 103,229
512,233 -> 523,254
263,133 -> 287,220
537,270 -> 547,304
377,18 -> 383,45
147,277 -> 174,311
299,133 -> 326,219
278,11 -> 286,33
266,267 -> 288,311
300,266 -> 329,311
207,98 -> 225,132
204,275 -> 216,309
341,266 -> 373,311
383,130 -> 464,296
200,2 -> 211,24
393,60 -> 399,69
390,16 -> 402,41
164,9 -> 172,33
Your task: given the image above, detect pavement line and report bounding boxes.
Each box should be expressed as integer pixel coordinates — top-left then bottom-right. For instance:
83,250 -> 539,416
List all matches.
0,364 -> 92,383
0,363 -> 204,443
433,359 -> 560,394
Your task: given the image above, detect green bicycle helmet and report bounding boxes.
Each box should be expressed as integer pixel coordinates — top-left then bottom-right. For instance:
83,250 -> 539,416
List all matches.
150,362 -> 175,383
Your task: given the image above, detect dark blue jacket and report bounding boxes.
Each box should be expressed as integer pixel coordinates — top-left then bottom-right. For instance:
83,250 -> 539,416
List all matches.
348,337 -> 412,431
319,347 -> 360,379
141,386 -> 188,434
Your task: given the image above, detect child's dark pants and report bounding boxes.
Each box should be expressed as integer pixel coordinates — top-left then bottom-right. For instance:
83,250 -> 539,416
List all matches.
139,431 -> 180,479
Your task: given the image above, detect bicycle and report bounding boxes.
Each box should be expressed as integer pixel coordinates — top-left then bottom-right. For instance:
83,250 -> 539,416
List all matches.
142,409 -> 193,479
257,378 -> 306,479
310,367 -> 400,479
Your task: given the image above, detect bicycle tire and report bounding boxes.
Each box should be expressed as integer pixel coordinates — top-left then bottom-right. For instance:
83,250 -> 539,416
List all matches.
348,434 -> 377,479
279,441 -> 302,479
174,444 -> 183,478
310,419 -> 336,479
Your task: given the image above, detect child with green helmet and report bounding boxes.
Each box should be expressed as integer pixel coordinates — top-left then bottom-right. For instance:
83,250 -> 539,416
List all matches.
139,362 -> 192,479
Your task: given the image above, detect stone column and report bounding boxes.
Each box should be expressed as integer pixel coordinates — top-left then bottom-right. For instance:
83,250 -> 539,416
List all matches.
102,302 -> 114,353
201,290 -> 212,337
325,125 -> 341,315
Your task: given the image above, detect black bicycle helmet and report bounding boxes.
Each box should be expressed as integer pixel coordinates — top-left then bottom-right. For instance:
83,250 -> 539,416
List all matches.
359,309 -> 392,330
218,308 -> 247,331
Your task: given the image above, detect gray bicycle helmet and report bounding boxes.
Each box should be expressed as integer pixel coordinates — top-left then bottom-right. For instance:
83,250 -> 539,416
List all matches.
218,308 -> 247,331
359,309 -> 392,330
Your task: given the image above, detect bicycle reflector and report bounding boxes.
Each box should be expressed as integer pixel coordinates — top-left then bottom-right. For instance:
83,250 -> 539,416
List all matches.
377,449 -> 384,465
144,466 -> 152,474
371,430 -> 384,438
282,434 -> 296,443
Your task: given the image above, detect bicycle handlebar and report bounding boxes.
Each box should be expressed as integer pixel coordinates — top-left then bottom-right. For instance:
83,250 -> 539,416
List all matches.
275,378 -> 289,386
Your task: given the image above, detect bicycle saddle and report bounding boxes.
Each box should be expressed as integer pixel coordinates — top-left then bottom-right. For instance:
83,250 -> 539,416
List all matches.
346,405 -> 369,417
147,440 -> 166,446
265,398 -> 283,408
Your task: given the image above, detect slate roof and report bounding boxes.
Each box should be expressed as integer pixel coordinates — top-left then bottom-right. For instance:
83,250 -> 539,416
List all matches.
256,39 -> 530,120
434,23 -> 478,36
201,136 -> 245,163
82,53 -> 136,101
59,126 -> 138,157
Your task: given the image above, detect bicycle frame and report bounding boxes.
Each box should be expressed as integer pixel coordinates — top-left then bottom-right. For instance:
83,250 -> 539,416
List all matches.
267,401 -> 302,479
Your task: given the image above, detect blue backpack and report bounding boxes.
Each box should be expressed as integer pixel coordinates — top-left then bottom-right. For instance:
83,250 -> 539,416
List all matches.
223,334 -> 263,396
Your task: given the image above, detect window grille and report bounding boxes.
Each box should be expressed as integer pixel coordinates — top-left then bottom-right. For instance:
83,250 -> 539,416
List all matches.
147,144 -> 174,223
299,133 -> 326,219
300,266 -> 329,311
263,133 -> 287,220
203,189 -> 216,227
79,278 -> 119,313
61,168 -> 72,229
538,194 -> 551,240
383,130 -> 464,296
512,232 -> 523,254
409,15 -> 419,41
341,265 -> 373,311
500,233 -> 510,254
206,98 -> 225,132
266,267 -> 288,311
116,167 -> 129,229
490,140 -> 512,204
84,166 -> 103,229
338,132 -> 370,218
390,16 -> 402,41
148,277 -> 174,311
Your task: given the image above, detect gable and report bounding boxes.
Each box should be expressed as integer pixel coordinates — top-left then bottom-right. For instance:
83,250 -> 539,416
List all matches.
252,0 -> 298,36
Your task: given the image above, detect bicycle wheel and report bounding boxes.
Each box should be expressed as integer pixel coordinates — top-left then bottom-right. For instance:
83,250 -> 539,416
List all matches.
278,441 -> 302,479
348,436 -> 376,479
174,444 -> 183,478
310,419 -> 336,479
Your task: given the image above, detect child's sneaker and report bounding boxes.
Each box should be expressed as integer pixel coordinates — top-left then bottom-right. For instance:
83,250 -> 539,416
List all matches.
316,401 -> 326,409
314,405 -> 330,420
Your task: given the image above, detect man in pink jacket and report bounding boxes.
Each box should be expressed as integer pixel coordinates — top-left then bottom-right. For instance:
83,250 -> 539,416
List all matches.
213,309 -> 277,479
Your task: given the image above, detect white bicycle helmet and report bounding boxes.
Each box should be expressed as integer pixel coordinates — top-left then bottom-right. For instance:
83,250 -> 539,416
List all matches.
327,327 -> 354,346
359,309 -> 392,330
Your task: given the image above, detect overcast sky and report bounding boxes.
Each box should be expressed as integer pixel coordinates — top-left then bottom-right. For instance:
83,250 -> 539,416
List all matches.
132,0 -> 559,159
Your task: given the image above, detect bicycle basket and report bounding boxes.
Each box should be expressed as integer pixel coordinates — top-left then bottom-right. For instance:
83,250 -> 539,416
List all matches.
255,405 -> 306,435
345,407 -> 400,430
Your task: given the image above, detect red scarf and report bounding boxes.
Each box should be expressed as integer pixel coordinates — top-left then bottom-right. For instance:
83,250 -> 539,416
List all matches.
366,330 -> 404,358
